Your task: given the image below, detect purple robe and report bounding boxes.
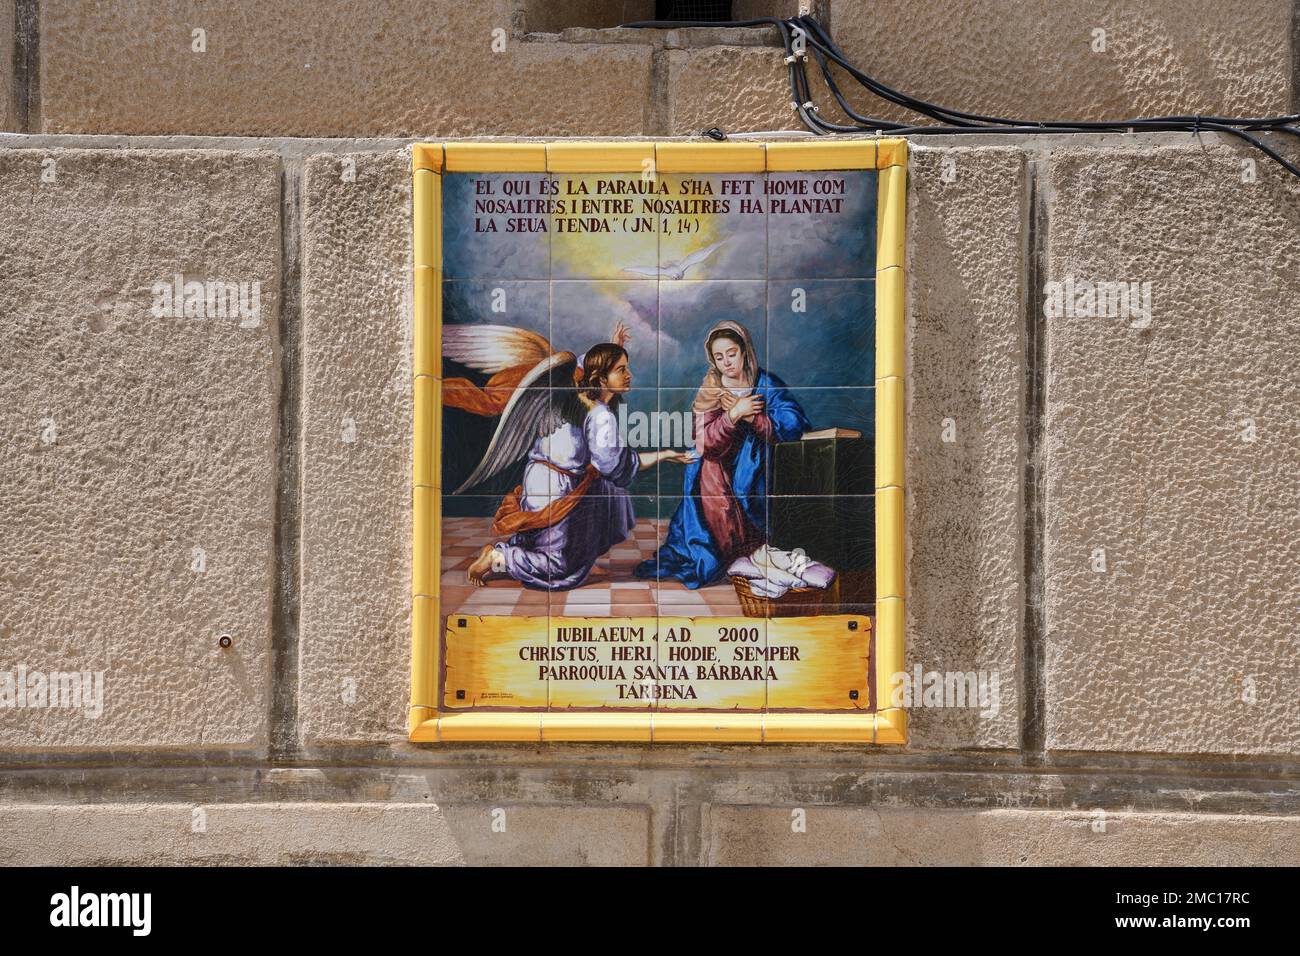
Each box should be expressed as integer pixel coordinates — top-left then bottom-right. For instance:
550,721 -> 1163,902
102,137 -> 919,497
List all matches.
493,401 -> 637,589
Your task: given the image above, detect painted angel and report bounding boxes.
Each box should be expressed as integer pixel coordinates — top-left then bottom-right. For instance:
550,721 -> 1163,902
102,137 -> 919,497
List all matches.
444,322 -> 693,589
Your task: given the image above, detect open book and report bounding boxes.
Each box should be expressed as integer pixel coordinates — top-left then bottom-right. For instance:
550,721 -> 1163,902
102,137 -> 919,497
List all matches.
799,427 -> 862,441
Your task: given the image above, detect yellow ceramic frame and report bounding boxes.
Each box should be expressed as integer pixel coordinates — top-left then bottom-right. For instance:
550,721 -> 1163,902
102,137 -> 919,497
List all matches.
409,139 -> 907,745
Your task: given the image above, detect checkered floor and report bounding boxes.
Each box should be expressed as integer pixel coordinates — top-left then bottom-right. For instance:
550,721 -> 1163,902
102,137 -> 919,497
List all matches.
440,516 -> 745,617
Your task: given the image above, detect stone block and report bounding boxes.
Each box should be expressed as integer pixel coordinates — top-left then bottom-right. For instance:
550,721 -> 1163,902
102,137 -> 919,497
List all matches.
38,1 -> 654,136
905,146 -> 1026,748
0,148 -> 281,749
1043,142 -> 1300,754
827,0 -> 1292,126
666,46 -> 791,135
707,805 -> 1300,865
299,149 -> 412,744
0,802 -> 650,865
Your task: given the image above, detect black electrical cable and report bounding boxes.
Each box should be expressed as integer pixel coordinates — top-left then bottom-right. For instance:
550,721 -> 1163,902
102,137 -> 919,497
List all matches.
791,13 -> 1300,141
789,14 -> 1300,137
623,14 -> 1300,181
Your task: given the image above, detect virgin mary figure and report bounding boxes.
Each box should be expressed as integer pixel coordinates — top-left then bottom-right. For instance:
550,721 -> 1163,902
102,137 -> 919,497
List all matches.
636,319 -> 810,589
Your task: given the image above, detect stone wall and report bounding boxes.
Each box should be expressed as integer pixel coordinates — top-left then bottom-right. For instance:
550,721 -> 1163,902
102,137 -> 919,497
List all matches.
1,1 -> 1298,865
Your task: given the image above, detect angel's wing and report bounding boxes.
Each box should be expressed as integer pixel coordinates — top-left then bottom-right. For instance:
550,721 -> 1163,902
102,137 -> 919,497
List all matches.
442,324 -> 555,375
453,352 -> 580,494
677,240 -> 724,275
621,265 -> 665,278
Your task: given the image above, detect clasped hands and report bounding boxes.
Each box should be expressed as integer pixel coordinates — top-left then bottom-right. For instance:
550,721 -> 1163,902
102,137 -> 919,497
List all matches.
721,389 -> 765,422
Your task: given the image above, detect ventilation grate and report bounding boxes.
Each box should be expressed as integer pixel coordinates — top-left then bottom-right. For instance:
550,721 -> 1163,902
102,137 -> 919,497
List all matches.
654,1 -> 733,22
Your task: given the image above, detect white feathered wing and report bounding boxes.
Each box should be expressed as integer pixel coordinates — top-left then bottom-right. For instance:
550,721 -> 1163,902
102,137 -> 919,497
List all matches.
443,325 -> 581,494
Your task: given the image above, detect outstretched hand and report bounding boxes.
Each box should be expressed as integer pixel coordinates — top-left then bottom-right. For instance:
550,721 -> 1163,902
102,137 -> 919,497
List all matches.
611,320 -> 631,348
660,450 -> 697,465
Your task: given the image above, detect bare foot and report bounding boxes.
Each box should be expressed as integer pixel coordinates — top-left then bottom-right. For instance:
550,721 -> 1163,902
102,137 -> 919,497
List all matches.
466,544 -> 497,587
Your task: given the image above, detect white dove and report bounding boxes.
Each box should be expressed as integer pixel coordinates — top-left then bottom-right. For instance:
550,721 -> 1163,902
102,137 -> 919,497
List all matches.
623,240 -> 725,280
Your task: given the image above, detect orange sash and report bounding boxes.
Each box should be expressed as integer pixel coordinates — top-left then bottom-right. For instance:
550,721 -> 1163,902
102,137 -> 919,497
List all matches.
490,462 -> 599,536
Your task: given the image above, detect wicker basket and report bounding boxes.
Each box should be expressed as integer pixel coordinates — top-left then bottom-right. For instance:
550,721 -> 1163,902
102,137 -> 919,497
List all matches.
730,574 -> 840,618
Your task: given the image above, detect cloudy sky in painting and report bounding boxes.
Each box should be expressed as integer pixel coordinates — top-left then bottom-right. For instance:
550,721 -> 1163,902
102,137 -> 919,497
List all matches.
440,169 -> 877,390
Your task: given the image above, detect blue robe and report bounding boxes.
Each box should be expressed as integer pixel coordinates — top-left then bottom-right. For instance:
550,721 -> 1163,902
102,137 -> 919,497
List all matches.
636,370 -> 809,589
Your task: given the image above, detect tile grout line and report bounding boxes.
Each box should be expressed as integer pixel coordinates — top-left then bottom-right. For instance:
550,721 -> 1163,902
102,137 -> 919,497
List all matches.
1020,152 -> 1049,761
1289,0 -> 1300,117
647,47 -> 666,137
13,0 -> 37,132
268,155 -> 305,760
1293,0 -> 1300,117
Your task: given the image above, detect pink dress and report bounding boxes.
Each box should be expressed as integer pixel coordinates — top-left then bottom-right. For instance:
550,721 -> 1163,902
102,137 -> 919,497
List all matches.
693,406 -> 776,562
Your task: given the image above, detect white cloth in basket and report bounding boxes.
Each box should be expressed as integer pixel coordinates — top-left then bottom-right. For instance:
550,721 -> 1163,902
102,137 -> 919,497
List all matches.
727,545 -> 836,599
